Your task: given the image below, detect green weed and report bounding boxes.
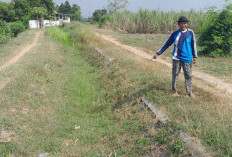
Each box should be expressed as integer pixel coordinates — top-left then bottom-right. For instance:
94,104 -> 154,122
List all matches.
137,138 -> 151,145
46,27 -> 73,46
171,138 -> 185,155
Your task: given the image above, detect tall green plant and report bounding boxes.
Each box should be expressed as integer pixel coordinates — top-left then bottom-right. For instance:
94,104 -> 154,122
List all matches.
70,4 -> 81,21
58,1 -> 71,14
14,0 -> 30,20
105,9 -> 207,34
93,9 -> 107,22
99,14 -> 113,27
0,1 -> 16,22
9,21 -> 25,37
26,0 -> 55,16
199,3 -> 232,57
0,20 -> 12,44
31,7 -> 48,20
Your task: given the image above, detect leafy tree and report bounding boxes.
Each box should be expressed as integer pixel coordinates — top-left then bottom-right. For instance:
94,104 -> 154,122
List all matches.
93,9 -> 107,22
70,4 -> 81,21
42,0 -> 54,16
31,7 -> 47,20
199,3 -> 232,57
71,10 -> 81,21
107,0 -> 128,13
58,1 -> 71,14
21,14 -> 30,28
9,21 -> 25,36
64,1 -> 71,13
0,1 -> 16,22
26,0 -> 54,16
54,4 -> 59,12
99,14 -> 113,27
26,0 -> 41,8
14,0 -> 30,20
58,3 -> 64,13
71,4 -> 80,13
56,2 -> 81,21
0,19 -> 12,44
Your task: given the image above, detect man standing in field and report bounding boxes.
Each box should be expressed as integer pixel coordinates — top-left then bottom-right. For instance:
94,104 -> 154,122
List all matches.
152,16 -> 197,98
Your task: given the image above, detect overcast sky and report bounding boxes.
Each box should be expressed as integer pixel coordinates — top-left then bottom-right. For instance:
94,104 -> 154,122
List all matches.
2,0 -> 232,18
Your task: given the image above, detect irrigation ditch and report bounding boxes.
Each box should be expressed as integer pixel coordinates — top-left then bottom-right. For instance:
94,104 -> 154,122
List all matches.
141,97 -> 209,157
93,47 -> 210,157
94,48 -> 114,63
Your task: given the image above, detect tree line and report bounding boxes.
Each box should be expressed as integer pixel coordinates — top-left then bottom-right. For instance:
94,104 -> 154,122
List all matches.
0,0 -> 81,44
55,1 -> 81,21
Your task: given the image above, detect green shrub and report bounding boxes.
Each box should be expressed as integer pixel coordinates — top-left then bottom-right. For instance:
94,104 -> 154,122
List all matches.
92,9 -> 107,22
47,22 -> 97,47
136,138 -> 151,145
0,1 -> 16,22
0,20 -> 12,44
68,23 -> 97,44
199,4 -> 232,57
197,6 -> 219,34
63,21 -> 82,31
46,27 -> 73,46
171,138 -> 185,155
9,21 -> 25,37
99,14 -> 113,27
21,15 -> 30,28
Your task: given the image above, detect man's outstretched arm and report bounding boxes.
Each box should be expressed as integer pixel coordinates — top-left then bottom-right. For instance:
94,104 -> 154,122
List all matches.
152,32 -> 176,59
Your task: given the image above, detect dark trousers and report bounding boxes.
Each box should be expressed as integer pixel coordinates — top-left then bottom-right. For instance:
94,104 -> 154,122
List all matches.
172,59 -> 192,93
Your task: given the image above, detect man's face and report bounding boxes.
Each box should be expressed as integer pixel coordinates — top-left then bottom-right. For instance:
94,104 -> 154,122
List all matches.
178,22 -> 188,31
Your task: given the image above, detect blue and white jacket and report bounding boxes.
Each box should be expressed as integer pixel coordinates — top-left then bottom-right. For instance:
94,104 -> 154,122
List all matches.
156,29 -> 197,63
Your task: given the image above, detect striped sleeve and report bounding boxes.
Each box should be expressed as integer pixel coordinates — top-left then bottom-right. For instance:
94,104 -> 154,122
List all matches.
191,30 -> 197,58
156,31 -> 176,55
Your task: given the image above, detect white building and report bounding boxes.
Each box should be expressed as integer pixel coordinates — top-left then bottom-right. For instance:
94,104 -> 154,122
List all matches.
29,11 -> 70,29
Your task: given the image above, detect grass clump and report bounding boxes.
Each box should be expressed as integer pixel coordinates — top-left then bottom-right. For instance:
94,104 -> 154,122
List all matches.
171,138 -> 185,155
67,22 -> 97,45
46,27 -> 73,46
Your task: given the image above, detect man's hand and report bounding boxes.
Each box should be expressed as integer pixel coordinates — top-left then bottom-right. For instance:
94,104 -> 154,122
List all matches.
193,58 -> 197,64
152,54 -> 158,60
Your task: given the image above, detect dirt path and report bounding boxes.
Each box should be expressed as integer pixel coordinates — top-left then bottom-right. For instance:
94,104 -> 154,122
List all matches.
0,31 -> 42,71
0,31 -> 42,91
97,33 -> 232,95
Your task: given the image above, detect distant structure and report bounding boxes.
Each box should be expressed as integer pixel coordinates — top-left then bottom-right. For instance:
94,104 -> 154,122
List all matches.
29,11 -> 70,29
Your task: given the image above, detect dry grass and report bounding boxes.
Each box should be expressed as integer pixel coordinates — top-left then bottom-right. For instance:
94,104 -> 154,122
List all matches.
1,26 -> 170,157
0,30 -> 65,156
1,23 -> 231,156
92,26 -> 232,156
0,30 -> 37,66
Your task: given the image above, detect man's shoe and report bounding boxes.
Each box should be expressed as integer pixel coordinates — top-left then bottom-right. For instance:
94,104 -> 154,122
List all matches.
172,92 -> 179,96
188,92 -> 196,98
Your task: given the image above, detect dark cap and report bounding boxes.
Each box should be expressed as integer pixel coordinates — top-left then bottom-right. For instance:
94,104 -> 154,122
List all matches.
177,16 -> 189,23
